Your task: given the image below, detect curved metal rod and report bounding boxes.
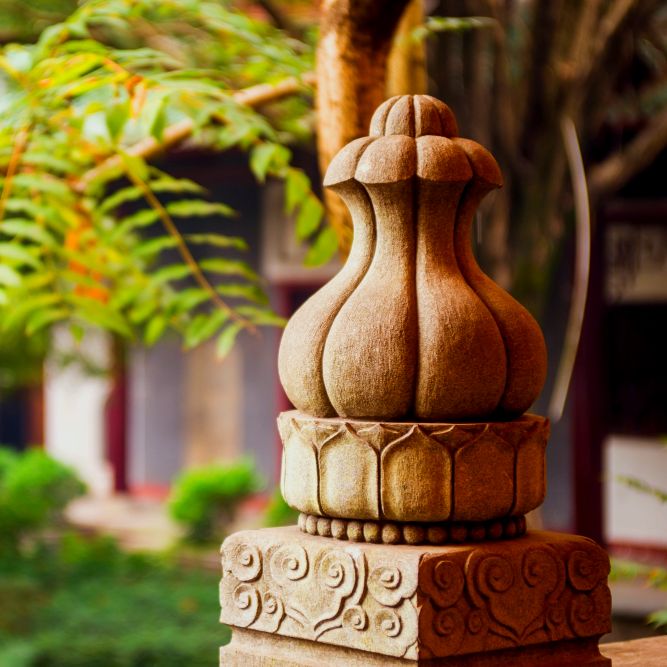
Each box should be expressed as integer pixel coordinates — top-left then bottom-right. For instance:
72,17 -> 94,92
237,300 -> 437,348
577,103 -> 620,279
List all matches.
548,116 -> 591,422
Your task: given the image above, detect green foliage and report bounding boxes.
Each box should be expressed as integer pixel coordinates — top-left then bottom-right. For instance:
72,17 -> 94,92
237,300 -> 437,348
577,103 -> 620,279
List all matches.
0,324 -> 48,390
262,487 -> 298,528
168,458 -> 263,543
0,1 -> 78,44
304,225 -> 338,266
0,533 -> 227,666
616,475 -> 667,504
613,465 -> 667,628
0,447 -> 86,554
0,0 -> 326,364
611,557 -> 667,629
412,15 -> 496,41
283,165 -> 337,266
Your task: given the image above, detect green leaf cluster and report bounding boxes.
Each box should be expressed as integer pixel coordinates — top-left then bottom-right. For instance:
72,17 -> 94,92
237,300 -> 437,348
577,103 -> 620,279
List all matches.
0,0 -> 325,363
283,165 -> 337,266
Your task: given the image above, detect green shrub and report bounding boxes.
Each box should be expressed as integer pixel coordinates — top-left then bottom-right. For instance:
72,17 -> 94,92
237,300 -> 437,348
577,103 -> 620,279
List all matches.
0,534 -> 228,667
168,459 -> 263,543
0,448 -> 86,554
263,488 -> 298,527
0,575 -> 45,636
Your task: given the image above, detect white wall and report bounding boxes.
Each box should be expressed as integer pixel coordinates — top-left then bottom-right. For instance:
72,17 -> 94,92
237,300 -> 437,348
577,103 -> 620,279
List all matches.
44,327 -> 113,496
605,434 -> 667,547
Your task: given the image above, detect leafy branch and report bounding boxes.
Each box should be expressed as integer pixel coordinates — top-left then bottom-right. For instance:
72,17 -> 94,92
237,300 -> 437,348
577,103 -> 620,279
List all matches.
0,123 -> 31,222
0,0 -> 328,363
124,160 -> 256,336
613,463 -> 667,628
616,475 -> 667,505
75,72 -> 316,194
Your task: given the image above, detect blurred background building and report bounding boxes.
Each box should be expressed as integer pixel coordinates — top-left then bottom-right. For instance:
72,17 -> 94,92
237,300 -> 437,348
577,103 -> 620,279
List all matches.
2,135 -> 665,562
0,0 -> 666,574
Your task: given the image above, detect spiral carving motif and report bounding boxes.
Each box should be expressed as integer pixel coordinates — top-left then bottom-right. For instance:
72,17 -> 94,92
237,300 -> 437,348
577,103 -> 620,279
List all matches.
522,547 -> 560,593
315,549 -> 357,597
476,555 -> 514,595
263,591 -> 281,615
368,565 -> 407,606
434,608 -> 464,637
342,605 -> 368,631
270,545 -> 308,585
258,590 -> 284,633
232,583 -> 261,627
434,560 -> 465,606
224,543 -> 262,582
380,567 -> 401,589
571,593 -> 595,625
375,609 -> 402,638
419,557 -> 465,609
466,609 -> 487,635
433,608 -> 465,651
569,587 -> 612,637
568,550 -> 610,592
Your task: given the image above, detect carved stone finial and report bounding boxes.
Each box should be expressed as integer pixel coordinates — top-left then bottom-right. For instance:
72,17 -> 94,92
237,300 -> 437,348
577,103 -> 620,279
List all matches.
369,94 -> 458,138
278,94 -> 547,422
223,93 -> 611,667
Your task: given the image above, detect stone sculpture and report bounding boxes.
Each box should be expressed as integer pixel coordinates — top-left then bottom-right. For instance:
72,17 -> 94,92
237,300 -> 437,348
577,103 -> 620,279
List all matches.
278,95 -> 546,421
221,95 -> 612,666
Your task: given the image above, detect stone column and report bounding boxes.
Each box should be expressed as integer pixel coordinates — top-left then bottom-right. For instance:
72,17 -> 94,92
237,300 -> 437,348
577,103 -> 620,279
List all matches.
220,95 -> 612,666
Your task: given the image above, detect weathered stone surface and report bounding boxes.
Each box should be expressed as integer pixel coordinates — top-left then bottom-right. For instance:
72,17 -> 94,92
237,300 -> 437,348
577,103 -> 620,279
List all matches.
220,528 -> 611,665
601,636 -> 667,666
452,138 -> 546,416
222,631 -> 611,666
277,137 -> 376,419
277,94 -> 547,422
279,411 -> 548,523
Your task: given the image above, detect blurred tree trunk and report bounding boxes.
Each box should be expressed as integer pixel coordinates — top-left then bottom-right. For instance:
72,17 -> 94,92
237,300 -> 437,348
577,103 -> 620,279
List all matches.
386,0 -> 428,98
317,0 -> 667,317
467,0 -> 665,316
316,0 -> 424,254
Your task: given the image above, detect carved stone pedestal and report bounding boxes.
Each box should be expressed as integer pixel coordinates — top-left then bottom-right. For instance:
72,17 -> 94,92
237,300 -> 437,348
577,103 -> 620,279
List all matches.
220,527 -> 611,666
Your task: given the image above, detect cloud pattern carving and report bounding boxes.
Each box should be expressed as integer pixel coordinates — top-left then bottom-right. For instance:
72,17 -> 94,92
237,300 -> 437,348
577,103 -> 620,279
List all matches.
220,531 -> 611,660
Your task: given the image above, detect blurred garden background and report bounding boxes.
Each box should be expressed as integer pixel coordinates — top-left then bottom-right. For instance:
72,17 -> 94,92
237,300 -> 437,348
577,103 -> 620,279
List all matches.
0,0 -> 667,665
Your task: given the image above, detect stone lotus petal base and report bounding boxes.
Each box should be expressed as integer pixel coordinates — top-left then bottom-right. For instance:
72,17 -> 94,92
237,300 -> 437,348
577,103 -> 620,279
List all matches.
220,527 -> 611,666
297,512 -> 527,545
278,411 -> 549,523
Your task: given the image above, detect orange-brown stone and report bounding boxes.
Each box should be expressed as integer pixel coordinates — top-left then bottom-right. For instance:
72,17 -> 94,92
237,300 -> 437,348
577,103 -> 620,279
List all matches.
278,94 -> 547,422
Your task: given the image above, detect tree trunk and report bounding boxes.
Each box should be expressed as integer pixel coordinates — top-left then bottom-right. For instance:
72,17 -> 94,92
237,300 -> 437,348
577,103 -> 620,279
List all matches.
316,0 -> 414,253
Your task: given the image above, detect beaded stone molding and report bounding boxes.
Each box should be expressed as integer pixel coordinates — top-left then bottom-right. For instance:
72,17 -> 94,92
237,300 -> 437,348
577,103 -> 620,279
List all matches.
297,513 -> 527,546
279,411 -> 549,524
